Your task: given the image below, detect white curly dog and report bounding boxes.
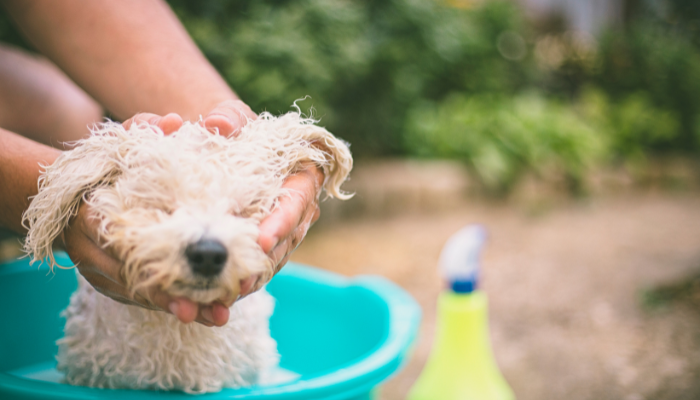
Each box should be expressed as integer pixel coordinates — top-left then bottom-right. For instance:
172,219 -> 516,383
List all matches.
22,109 -> 353,393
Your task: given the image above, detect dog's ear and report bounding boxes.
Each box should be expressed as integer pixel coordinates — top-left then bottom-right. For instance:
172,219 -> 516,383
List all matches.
307,130 -> 353,201
22,122 -> 133,270
260,111 -> 354,200
316,135 -> 354,200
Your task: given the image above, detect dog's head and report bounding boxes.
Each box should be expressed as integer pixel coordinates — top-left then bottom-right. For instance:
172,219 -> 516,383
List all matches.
23,113 -> 352,304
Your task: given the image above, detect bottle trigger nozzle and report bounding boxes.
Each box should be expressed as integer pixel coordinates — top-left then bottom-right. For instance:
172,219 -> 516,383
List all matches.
438,225 -> 486,293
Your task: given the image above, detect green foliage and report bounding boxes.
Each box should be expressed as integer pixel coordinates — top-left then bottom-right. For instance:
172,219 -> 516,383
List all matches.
404,93 -> 606,192
592,18 -> 700,151
403,86 -> 689,192
166,0 -> 700,178
2,0 -> 698,192
577,88 -> 680,163
172,0 -> 372,115
168,0 -> 535,157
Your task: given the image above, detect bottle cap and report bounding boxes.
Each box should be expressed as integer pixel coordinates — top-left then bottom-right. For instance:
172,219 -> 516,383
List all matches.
439,225 -> 486,293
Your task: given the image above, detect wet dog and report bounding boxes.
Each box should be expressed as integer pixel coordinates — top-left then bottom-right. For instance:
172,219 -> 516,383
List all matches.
22,109 -> 352,393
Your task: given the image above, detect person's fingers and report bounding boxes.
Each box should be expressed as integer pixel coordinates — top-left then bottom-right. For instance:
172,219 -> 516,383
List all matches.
203,115 -> 236,136
122,112 -> 183,135
122,113 -> 160,130
268,220 -> 311,275
266,212 -> 308,273
65,205 -> 232,326
144,288 -> 231,327
239,275 -> 258,298
65,205 -> 159,310
164,297 -> 199,324
258,165 -> 323,277
310,196 -> 322,225
199,306 -> 215,326
211,303 -> 230,325
66,203 -> 100,242
203,100 -> 257,137
65,218 -> 124,287
196,302 -> 229,327
258,190 -> 307,255
269,237 -> 291,273
79,269 -> 136,304
259,168 -> 321,250
156,113 -> 184,135
276,254 -> 292,273
259,177 -> 316,250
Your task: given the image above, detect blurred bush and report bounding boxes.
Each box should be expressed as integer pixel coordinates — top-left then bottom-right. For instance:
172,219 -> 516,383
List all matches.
1,0 -> 699,193
541,0 -> 700,153
405,87 -> 685,192
592,20 -> 700,153
405,92 -> 606,193
167,0 -> 535,157
577,88 -> 680,163
162,0 -> 700,191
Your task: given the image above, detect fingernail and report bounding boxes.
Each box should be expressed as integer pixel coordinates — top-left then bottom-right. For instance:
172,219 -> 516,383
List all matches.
201,307 -> 214,323
270,237 -> 279,251
168,301 -> 179,316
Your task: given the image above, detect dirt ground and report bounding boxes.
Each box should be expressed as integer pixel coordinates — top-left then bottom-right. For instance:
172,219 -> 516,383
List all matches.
291,191 -> 700,400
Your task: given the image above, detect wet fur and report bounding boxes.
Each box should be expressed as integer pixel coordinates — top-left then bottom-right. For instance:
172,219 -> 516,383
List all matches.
22,110 -> 353,393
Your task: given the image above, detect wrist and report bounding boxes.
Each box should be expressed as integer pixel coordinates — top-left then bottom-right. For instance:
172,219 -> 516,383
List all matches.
0,128 -> 60,234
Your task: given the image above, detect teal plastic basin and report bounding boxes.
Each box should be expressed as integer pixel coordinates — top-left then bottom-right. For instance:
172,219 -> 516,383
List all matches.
0,254 -> 420,400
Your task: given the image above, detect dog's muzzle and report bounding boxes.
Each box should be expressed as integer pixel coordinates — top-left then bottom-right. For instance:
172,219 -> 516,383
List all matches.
185,238 -> 228,277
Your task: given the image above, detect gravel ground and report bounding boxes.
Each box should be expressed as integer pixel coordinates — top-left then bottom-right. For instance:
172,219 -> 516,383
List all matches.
291,191 -> 700,400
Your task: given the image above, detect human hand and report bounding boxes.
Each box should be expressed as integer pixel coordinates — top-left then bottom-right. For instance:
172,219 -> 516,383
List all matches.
62,204 -> 233,327
122,99 -> 257,137
62,100 -> 256,327
77,101 -> 324,323
257,163 -> 324,275
62,168 -> 324,328
124,100 -> 325,275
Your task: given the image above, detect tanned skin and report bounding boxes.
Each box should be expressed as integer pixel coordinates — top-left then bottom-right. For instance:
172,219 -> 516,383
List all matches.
0,0 -> 323,327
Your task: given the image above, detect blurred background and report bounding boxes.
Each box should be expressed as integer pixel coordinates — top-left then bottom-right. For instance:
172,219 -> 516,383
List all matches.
2,0 -> 700,399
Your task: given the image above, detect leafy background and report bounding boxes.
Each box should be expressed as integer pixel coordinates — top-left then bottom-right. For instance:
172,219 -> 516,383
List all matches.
3,0 -> 699,193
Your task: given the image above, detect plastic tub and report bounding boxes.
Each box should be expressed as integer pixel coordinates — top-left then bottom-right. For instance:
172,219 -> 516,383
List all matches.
0,253 -> 420,400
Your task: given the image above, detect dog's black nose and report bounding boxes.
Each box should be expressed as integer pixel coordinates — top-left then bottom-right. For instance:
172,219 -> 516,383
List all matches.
185,239 -> 227,277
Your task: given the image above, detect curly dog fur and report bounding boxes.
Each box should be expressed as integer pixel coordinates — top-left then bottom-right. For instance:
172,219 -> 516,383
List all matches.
22,109 -> 352,393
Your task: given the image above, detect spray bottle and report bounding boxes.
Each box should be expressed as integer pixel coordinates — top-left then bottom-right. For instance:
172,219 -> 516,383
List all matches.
407,225 -> 515,400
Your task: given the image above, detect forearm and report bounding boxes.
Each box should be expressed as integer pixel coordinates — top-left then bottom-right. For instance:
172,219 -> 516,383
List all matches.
0,127 -> 59,233
0,44 -> 102,148
1,0 -> 236,121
